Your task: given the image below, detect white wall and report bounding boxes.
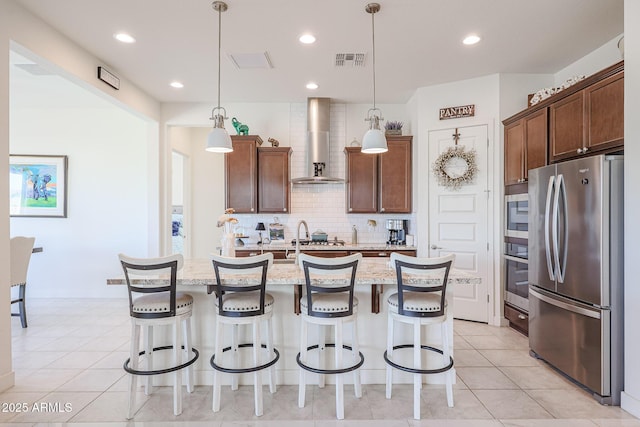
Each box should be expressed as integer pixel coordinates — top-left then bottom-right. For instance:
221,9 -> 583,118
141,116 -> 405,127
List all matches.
622,0 -> 640,417
0,4 -> 13,394
10,101 -> 152,298
555,35 -> 624,85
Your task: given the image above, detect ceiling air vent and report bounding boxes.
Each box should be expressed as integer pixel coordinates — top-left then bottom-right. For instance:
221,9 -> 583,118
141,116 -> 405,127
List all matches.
335,53 -> 366,67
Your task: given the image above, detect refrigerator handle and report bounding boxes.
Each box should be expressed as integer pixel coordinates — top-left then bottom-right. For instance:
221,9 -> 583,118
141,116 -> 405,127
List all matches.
552,174 -> 562,283
557,174 -> 568,283
544,175 -> 556,281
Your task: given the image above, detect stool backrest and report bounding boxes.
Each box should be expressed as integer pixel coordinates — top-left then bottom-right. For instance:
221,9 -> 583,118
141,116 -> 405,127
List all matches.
390,252 -> 455,318
10,236 -> 35,287
118,253 -> 183,319
299,253 -> 362,318
211,253 -> 273,317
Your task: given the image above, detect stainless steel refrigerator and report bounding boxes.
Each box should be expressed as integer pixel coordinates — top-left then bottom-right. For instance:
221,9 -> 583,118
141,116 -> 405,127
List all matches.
528,154 -> 624,405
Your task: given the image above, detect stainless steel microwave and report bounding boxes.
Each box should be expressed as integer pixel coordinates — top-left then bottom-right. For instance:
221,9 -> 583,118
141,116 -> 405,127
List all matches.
505,193 -> 528,238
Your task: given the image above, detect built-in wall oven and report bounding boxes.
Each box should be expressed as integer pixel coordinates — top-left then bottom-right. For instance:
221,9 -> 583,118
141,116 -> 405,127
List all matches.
504,241 -> 528,312
505,193 -> 528,238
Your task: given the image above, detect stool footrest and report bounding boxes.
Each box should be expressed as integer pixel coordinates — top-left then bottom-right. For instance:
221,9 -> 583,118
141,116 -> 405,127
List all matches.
297,344 -> 365,375
210,343 -> 280,374
384,344 -> 454,374
124,345 -> 199,376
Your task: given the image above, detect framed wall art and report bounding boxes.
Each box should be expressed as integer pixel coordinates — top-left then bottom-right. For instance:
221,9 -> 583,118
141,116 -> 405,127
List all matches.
9,155 -> 68,218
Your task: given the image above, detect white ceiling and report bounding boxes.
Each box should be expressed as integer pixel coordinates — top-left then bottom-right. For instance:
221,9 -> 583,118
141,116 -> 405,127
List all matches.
14,0 -> 624,105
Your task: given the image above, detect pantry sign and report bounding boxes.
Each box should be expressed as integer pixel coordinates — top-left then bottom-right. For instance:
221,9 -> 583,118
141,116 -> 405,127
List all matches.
439,104 -> 475,120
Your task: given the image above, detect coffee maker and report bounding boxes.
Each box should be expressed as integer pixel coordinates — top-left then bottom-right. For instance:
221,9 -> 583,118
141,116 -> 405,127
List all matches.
386,219 -> 408,245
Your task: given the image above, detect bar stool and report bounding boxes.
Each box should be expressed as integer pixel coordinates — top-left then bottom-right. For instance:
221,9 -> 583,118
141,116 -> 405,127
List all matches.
384,252 -> 455,420
297,253 -> 364,420
210,253 -> 279,417
118,253 -> 199,419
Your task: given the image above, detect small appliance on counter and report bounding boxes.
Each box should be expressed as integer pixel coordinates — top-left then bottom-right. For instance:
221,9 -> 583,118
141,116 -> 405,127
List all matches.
386,219 -> 408,245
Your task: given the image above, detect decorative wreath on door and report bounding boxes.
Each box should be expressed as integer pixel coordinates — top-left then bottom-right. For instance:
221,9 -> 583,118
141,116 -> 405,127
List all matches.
432,146 -> 478,190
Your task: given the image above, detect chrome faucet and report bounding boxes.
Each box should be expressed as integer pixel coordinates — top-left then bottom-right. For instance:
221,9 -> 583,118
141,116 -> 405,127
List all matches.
295,220 -> 309,265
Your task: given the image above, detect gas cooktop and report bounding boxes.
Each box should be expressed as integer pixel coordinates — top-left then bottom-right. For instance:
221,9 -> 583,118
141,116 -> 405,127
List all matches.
291,239 -> 346,247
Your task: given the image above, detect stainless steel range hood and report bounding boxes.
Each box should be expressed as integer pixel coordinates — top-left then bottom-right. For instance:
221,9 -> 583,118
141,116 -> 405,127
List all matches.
292,98 -> 344,184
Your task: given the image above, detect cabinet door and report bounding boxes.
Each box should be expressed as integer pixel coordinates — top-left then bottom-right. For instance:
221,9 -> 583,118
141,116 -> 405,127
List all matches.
345,147 -> 377,213
379,136 -> 412,213
225,136 -> 259,213
258,147 -> 291,213
504,120 -> 524,185
550,91 -> 584,162
524,108 -> 548,180
585,71 -> 624,152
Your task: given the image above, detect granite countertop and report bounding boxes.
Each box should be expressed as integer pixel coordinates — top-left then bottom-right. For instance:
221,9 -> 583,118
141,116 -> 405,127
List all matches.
108,258 -> 478,287
236,243 -> 417,252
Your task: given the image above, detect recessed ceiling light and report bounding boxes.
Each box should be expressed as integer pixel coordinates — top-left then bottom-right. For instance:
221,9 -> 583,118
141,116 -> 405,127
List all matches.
114,33 -> 136,43
170,81 -> 184,89
306,82 -> 318,90
299,34 -> 316,44
463,35 -> 481,45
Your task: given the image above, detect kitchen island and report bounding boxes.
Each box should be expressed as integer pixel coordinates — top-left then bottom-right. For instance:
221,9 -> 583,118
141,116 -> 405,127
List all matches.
108,258 -> 479,386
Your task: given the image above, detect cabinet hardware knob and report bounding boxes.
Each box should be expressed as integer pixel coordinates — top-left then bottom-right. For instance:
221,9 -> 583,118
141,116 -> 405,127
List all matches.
431,244 -> 443,250
249,252 -> 258,256
378,252 -> 386,256
283,208 -> 286,212
577,148 -> 583,154
381,208 -> 385,212
517,314 -> 526,320
251,208 -> 254,212
582,147 -> 589,153
349,208 -> 353,212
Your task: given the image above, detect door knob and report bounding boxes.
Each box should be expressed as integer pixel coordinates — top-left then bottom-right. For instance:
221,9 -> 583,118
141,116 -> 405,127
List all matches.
431,244 -> 443,250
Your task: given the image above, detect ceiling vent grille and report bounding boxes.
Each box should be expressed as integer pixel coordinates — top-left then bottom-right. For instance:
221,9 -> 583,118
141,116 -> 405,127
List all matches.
335,53 -> 366,67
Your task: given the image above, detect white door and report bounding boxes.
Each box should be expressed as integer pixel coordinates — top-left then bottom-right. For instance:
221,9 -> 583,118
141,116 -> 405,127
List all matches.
428,125 -> 491,323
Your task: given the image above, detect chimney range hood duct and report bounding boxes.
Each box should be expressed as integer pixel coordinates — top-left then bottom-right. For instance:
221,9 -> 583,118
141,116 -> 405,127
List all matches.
292,98 -> 344,184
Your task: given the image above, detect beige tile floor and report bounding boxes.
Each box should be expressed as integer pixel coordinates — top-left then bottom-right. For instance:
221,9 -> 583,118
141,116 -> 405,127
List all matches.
1,298 -> 637,427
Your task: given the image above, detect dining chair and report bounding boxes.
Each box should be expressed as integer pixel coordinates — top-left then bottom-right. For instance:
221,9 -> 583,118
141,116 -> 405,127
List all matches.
10,236 -> 36,328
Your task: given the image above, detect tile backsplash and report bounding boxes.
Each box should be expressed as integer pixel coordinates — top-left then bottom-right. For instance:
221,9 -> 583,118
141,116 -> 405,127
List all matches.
233,102 -> 415,245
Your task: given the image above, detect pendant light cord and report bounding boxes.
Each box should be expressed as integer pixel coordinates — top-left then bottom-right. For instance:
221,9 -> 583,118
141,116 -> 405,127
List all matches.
371,10 -> 376,110
217,5 -> 222,111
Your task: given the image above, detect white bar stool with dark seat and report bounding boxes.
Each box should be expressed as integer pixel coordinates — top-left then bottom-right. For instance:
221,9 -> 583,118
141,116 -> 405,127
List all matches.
9,236 -> 35,328
297,253 -> 364,420
210,253 -> 279,417
119,253 -> 199,419
384,252 -> 456,420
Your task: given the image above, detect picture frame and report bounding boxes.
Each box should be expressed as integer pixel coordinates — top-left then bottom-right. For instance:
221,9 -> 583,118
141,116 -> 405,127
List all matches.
9,155 -> 68,218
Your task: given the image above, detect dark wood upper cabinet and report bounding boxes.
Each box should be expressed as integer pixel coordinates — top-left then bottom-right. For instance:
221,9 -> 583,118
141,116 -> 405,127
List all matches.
344,147 -> 378,213
524,109 -> 548,178
549,64 -> 624,163
344,135 -> 412,214
225,135 -> 262,213
585,71 -> 624,153
550,91 -> 585,162
258,147 -> 292,213
379,136 -> 412,213
504,120 -> 525,186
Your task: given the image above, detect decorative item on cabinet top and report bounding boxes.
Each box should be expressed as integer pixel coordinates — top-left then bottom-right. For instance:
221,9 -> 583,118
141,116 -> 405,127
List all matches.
384,121 -> 403,136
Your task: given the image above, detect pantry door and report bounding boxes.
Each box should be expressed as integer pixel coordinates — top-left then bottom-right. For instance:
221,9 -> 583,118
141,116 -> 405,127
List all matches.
428,125 -> 491,323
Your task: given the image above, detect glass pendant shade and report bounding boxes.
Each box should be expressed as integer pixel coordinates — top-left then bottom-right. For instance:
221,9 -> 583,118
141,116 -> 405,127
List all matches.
362,112 -> 388,153
205,110 -> 233,152
205,127 -> 233,153
362,128 -> 387,153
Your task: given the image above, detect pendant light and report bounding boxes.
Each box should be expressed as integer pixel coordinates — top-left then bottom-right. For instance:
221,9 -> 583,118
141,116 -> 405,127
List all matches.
361,3 -> 387,154
206,1 -> 233,153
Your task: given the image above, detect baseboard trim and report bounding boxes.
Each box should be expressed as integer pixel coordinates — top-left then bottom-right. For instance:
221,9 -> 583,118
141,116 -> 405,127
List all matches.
0,370 -> 15,392
621,391 -> 640,417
